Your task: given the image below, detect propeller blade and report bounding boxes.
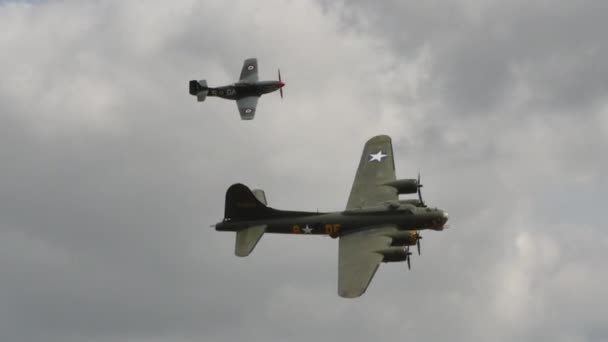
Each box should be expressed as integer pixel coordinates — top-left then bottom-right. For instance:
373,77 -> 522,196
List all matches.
417,172 -> 425,207
278,69 -> 284,99
405,247 -> 412,270
417,237 -> 421,255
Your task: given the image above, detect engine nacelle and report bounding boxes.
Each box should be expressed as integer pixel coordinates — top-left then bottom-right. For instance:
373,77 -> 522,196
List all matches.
376,247 -> 411,262
388,231 -> 418,246
398,199 -> 424,207
384,179 -> 419,195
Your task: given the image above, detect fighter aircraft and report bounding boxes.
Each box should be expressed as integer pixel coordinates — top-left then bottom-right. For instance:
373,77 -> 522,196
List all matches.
214,135 -> 449,297
188,58 -> 285,120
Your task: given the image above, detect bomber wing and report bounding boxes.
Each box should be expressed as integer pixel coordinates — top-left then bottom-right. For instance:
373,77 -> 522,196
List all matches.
239,58 -> 259,83
338,226 -> 401,298
339,135 -> 399,298
345,135 -> 397,210
236,96 -> 259,120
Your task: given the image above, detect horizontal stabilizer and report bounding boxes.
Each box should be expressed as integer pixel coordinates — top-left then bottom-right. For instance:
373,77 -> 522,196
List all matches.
235,225 -> 266,257
197,90 -> 208,102
252,189 -> 267,205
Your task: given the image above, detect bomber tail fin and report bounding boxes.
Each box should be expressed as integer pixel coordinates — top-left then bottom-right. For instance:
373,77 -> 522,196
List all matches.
189,80 -> 208,101
224,183 -> 274,220
223,183 -> 322,224
227,185 -> 271,256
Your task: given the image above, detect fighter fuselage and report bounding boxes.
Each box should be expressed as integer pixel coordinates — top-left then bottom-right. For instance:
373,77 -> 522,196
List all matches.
207,81 -> 283,100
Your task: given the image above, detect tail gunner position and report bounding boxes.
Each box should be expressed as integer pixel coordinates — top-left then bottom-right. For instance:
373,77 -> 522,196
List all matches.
214,135 -> 449,298
189,58 -> 285,120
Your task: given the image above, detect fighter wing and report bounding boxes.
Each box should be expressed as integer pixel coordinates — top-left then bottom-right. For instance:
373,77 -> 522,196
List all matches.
239,58 -> 259,83
236,96 -> 259,120
338,226 -> 399,298
346,135 -> 397,210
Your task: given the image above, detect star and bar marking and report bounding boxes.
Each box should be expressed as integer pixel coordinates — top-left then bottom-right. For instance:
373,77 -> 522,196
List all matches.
292,224 -> 314,234
369,150 -> 387,162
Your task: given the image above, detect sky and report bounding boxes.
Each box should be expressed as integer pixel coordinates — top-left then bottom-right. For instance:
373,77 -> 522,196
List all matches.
0,0 -> 607,341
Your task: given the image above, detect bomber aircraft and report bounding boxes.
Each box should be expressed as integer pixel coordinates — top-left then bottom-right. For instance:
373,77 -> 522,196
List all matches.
188,58 -> 285,120
214,135 -> 449,298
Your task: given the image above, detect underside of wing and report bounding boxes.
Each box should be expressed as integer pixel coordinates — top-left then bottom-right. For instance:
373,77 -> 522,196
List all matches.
346,135 -> 397,210
338,226 -> 400,298
236,96 -> 259,120
239,58 -> 259,83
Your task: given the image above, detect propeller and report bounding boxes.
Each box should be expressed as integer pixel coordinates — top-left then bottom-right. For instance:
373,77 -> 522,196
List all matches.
278,69 -> 284,99
406,247 -> 412,270
417,172 -> 425,207
416,232 -> 422,255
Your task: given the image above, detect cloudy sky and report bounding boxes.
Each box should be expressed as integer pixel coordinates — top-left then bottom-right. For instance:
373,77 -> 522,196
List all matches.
1,0 -> 607,341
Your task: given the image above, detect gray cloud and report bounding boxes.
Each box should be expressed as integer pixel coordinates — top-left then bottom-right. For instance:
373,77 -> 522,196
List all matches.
327,0 -> 608,115
0,1 -> 606,342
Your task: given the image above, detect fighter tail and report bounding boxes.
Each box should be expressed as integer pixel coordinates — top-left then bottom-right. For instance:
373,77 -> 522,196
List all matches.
189,80 -> 208,101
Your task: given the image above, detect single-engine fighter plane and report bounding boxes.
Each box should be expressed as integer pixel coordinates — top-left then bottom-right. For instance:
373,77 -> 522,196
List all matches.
215,135 -> 449,298
188,58 -> 285,120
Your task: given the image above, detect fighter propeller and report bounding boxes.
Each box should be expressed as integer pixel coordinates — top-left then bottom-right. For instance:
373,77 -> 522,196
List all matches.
278,69 -> 284,99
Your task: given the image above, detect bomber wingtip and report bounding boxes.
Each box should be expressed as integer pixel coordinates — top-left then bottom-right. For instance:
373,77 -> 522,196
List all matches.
338,290 -> 364,299
365,134 -> 392,144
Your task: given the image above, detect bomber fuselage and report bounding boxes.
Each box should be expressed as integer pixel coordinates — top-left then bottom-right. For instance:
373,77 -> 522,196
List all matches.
215,206 -> 448,238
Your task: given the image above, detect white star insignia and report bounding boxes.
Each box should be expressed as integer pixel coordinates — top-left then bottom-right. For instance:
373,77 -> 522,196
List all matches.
369,151 -> 387,162
302,225 -> 313,234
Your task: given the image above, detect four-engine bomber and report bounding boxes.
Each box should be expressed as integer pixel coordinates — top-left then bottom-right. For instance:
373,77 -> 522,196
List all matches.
214,135 -> 449,298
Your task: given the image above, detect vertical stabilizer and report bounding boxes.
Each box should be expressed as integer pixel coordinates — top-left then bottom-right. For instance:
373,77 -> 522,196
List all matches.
224,183 -> 273,220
